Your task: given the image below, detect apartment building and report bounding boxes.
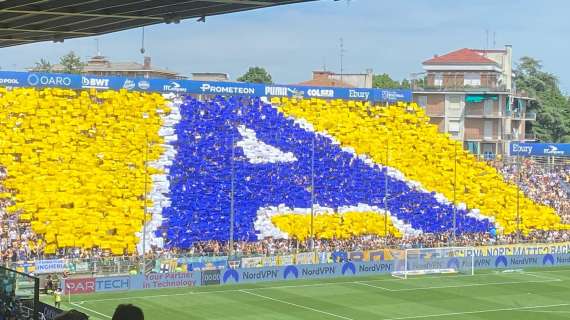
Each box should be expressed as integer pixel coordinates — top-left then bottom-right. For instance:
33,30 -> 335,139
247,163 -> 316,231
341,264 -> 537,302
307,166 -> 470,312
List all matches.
412,45 -> 535,158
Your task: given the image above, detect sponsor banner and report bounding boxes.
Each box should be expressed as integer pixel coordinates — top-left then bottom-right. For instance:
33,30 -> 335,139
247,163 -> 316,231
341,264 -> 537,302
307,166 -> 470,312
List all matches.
295,252 -> 317,265
35,259 -> 67,274
0,71 -> 412,103
95,276 -> 131,292
138,272 -> 198,290
510,142 -> 570,157
64,277 -> 95,294
277,255 -> 295,266
241,257 -> 264,268
201,269 -> 221,286
39,302 -> 64,320
475,253 -> 570,269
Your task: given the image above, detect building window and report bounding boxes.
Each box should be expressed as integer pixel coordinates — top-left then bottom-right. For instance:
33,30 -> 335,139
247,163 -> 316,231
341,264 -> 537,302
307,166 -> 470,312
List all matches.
448,120 -> 460,133
464,73 -> 481,87
434,73 -> 443,87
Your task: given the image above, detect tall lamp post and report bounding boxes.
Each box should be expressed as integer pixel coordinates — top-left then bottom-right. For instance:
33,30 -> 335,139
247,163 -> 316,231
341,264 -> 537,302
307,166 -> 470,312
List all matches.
452,142 -> 458,246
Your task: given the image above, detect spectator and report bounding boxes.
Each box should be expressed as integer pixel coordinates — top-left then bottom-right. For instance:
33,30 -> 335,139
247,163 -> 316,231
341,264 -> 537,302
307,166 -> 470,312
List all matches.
112,304 -> 144,320
53,310 -> 89,320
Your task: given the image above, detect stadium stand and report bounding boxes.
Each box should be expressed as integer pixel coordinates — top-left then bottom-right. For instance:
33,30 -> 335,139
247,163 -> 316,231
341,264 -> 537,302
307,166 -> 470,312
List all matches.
276,97 -> 567,234
0,87 -> 568,258
0,87 -> 168,255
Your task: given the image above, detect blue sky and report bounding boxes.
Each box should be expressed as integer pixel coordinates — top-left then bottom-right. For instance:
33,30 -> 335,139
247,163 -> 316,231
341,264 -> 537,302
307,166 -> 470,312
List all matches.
1,0 -> 568,92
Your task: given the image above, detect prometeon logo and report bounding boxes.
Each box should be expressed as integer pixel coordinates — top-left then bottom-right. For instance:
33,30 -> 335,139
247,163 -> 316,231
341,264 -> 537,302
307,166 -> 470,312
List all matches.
199,83 -> 255,95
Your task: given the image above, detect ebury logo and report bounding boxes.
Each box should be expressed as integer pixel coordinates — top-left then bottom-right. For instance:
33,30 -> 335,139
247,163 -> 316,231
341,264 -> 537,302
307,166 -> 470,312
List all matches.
495,256 -> 508,268
222,269 -> 239,283
512,143 -> 533,155
82,77 -> 110,89
543,254 -> 555,265
341,262 -> 356,275
283,265 -> 299,279
447,258 -> 461,270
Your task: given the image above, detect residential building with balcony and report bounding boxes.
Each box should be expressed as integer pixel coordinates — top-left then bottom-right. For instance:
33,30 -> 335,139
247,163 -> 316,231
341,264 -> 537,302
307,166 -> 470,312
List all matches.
412,45 -> 535,158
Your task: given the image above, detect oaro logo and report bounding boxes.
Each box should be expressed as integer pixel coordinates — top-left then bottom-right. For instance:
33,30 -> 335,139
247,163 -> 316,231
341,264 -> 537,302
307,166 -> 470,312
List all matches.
163,81 -> 187,93
82,77 -> 110,89
27,74 -> 72,87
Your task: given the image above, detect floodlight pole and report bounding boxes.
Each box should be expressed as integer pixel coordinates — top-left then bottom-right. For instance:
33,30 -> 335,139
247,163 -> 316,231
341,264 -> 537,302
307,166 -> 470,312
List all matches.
142,131 -> 149,274
310,135 -> 315,251
516,153 -> 521,242
384,139 -> 389,237
230,133 -> 236,258
452,142 -> 457,245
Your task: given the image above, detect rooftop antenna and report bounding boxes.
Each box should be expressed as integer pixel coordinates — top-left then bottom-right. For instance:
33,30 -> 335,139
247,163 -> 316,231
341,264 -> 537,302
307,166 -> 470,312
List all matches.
95,38 -> 101,56
339,37 -> 346,81
140,27 -> 146,54
485,29 -> 489,52
493,31 -> 496,48
322,57 -> 327,71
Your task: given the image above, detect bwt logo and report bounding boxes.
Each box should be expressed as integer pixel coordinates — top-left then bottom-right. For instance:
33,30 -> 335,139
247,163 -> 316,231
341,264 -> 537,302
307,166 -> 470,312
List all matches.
544,145 -> 564,155
495,256 -> 508,268
223,269 -> 239,283
27,74 -> 72,87
82,77 -> 110,89
0,78 -> 19,85
283,265 -> 299,279
163,81 -> 187,93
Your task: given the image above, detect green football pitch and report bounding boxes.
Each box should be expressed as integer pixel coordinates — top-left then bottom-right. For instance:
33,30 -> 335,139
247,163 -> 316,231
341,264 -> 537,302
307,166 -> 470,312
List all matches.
48,267 -> 570,320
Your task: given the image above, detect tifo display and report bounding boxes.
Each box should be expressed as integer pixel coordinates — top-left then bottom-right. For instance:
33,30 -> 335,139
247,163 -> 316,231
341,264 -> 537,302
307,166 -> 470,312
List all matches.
0,86 -> 569,256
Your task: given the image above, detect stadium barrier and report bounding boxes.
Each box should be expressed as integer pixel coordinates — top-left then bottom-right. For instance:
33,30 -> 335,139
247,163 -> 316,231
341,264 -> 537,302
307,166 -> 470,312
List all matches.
62,252 -> 570,294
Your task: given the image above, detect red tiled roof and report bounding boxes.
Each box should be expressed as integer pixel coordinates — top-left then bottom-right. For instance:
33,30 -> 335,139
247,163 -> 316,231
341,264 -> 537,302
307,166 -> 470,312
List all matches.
423,48 -> 498,65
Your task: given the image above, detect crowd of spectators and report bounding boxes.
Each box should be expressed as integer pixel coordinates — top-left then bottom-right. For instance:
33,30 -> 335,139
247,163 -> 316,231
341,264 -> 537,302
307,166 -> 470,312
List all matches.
492,159 -> 570,223
2,159 -> 570,264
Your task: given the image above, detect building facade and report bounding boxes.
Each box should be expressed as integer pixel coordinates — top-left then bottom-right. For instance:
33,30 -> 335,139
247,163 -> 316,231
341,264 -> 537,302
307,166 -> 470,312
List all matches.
298,70 -> 374,88
52,55 -> 186,79
412,45 -> 535,158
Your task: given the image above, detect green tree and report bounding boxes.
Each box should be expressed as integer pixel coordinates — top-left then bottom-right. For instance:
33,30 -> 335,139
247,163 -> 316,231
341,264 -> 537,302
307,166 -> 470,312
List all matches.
59,51 -> 84,74
372,73 -> 400,89
515,57 -> 570,142
237,67 -> 273,84
31,58 -> 53,72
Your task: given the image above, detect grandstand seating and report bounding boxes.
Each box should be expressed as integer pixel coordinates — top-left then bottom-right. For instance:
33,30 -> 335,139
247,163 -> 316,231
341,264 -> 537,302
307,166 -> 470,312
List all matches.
0,87 -> 167,254
162,96 -> 492,248
0,86 -> 567,254
276,97 -> 566,234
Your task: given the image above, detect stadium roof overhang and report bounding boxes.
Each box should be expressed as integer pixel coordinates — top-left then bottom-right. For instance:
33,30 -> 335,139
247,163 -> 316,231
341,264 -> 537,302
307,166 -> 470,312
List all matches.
0,0 -> 316,48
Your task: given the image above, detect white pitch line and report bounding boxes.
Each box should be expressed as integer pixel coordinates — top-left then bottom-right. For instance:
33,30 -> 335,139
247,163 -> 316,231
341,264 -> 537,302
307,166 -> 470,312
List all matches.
384,303 -> 570,320
71,302 -> 112,319
354,281 -> 394,291
239,289 -> 354,320
384,278 -> 561,292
